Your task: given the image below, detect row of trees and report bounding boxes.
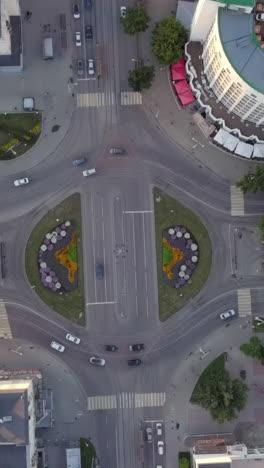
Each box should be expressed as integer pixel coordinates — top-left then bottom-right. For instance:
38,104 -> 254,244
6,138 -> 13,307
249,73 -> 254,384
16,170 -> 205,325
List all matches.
236,166 -> 264,238
120,4 -> 187,91
240,336 -> 264,364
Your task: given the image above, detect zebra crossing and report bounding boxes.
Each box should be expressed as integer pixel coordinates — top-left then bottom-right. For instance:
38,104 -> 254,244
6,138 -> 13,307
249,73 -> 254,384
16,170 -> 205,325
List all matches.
120,91 -> 142,106
87,392 -> 166,411
0,300 -> 12,338
230,186 -> 244,216
237,288 -> 252,317
77,92 -> 115,108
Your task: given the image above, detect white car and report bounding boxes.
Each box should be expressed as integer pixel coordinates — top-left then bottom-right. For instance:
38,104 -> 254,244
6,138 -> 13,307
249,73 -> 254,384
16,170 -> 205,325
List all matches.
89,356 -> 106,367
66,333 -> 81,344
88,58 -> 95,75
220,309 -> 236,320
14,178 -> 29,186
256,13 -> 264,21
83,168 -> 96,176
50,341 -> 65,352
75,32 -> 81,47
120,6 -> 127,17
156,422 -> 162,436
157,440 -> 164,455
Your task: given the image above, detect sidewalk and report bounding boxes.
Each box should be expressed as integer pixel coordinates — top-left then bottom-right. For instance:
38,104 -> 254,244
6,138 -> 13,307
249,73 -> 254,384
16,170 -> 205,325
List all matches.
140,0 -> 257,183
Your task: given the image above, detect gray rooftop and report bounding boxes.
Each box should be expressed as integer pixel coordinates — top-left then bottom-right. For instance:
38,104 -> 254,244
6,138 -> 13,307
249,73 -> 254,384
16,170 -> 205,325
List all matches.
0,390 -> 28,445
218,9 -> 264,94
0,445 -> 27,468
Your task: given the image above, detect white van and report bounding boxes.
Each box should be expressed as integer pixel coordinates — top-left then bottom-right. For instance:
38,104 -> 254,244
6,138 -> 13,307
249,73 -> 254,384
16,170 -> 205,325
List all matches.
43,37 -> 53,59
83,168 -> 96,176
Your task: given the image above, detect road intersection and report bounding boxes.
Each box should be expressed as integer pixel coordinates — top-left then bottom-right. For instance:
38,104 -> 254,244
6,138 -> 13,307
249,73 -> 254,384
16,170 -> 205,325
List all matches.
0,0 -> 264,468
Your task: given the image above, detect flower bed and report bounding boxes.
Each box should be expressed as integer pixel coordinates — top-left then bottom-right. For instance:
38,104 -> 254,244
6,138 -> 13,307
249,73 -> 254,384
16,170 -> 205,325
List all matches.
38,221 -> 78,292
162,225 -> 199,288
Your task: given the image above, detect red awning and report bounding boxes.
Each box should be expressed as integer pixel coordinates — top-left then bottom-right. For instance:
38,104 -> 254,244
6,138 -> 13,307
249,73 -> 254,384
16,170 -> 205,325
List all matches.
174,80 -> 195,107
170,58 -> 186,81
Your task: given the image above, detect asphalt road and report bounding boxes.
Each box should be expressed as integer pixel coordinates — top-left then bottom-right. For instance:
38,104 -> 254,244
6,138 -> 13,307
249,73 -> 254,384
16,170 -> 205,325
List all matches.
0,0 -> 264,468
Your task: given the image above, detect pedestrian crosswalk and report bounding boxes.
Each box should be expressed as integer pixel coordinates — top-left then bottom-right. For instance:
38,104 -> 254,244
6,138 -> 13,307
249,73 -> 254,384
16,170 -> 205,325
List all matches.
237,288 -> 252,317
0,300 -> 12,338
87,392 -> 166,411
77,92 -> 115,108
230,186 -> 244,216
120,91 -> 142,106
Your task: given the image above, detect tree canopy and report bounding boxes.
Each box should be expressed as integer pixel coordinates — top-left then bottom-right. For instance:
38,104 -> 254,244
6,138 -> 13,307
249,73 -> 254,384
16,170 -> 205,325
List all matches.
240,336 -> 264,364
128,65 -> 155,91
259,216 -> 264,240
152,17 -> 188,65
191,355 -> 248,423
121,4 -> 150,35
236,166 -> 264,193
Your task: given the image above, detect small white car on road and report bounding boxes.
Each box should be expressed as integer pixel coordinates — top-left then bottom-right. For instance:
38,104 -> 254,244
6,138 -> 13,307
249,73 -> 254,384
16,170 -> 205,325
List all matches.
75,32 -> 82,47
120,6 -> 127,17
156,422 -> 162,436
14,178 -> 29,186
83,168 -> 96,176
66,333 -> 81,344
89,356 -> 106,367
219,309 -> 236,320
50,341 -> 65,352
157,440 -> 164,455
88,58 -> 95,75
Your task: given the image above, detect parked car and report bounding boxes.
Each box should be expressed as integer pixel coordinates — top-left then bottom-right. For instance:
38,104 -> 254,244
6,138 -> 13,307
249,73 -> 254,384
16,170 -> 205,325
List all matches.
83,168 -> 96,176
96,263 -> 104,279
66,333 -> 81,344
50,341 -> 65,352
88,58 -> 95,75
127,359 -> 142,366
146,427 -> 153,443
219,309 -> 236,320
105,345 -> 118,352
85,25 -> 93,40
109,148 -> 124,155
73,3 -> 80,18
156,422 -> 162,436
84,0 -> 92,8
89,356 -> 106,367
14,178 -> 29,186
72,157 -> 87,167
128,343 -> 144,352
77,59 -> 84,76
157,441 -> 164,456
75,31 -> 82,47
120,6 -> 127,17
256,13 -> 264,20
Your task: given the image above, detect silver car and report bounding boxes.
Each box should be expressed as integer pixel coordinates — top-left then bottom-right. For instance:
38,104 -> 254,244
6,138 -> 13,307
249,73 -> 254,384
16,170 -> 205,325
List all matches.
50,341 -> 65,353
75,32 -> 81,47
14,178 -> 29,186
66,333 -> 81,344
89,356 -> 106,367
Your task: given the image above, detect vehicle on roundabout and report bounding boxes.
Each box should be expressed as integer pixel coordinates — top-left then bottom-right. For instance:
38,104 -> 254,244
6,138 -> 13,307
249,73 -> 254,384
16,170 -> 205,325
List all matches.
66,333 -> 81,344
50,341 -> 65,353
14,178 -> 29,186
89,356 -> 106,367
219,309 -> 236,320
105,345 -> 118,352
127,359 -> 142,366
128,343 -> 144,352
83,168 -> 96,176
109,148 -> 124,155
72,157 -> 87,167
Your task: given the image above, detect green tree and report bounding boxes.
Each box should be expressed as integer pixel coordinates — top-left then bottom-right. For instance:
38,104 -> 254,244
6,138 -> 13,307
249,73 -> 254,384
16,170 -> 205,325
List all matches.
240,336 -> 264,363
236,166 -> 264,193
121,4 -> 150,35
152,17 -> 188,65
179,457 -> 190,468
258,216 -> 264,239
128,65 -> 155,91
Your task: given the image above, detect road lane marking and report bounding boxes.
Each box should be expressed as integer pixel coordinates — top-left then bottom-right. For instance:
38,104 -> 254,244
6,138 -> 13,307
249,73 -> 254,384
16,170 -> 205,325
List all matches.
237,288 -> 252,316
77,92 -> 115,107
135,392 -> 166,408
230,186 -> 244,216
86,301 -> 116,305
0,300 -> 12,338
87,392 -> 166,411
142,214 -> 149,318
121,91 -> 142,105
123,210 -> 153,214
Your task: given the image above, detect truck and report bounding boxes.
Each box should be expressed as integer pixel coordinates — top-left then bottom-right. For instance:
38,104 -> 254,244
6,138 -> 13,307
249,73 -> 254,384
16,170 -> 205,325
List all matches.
42,37 -> 53,60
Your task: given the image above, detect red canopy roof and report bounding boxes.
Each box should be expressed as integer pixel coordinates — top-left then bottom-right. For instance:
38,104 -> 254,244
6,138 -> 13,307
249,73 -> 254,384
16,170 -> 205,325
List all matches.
174,80 -> 195,107
170,58 -> 186,81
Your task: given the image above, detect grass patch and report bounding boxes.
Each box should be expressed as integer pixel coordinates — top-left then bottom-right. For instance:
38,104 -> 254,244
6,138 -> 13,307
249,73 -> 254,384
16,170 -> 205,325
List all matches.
25,193 -> 85,325
191,354 -> 225,403
68,243 -> 77,263
179,452 -> 191,468
80,438 -> 97,468
154,187 -> 212,321
162,243 -> 173,265
0,113 -> 41,160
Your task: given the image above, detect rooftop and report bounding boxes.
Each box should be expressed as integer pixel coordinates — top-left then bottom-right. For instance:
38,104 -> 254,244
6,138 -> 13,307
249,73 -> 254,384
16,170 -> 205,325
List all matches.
0,445 -> 27,468
213,0 -> 255,7
186,42 -> 264,141
218,8 -> 264,94
0,390 -> 28,445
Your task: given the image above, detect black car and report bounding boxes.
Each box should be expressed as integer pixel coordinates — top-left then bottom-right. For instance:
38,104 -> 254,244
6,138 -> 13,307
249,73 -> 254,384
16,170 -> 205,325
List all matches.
128,359 -> 142,366
128,343 -> 144,352
85,25 -> 93,40
77,59 -> 84,76
105,345 -> 118,352
96,263 -> 104,279
84,0 -> 92,8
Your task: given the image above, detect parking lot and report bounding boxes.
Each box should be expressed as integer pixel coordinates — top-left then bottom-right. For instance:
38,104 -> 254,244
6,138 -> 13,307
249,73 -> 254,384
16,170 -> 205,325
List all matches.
141,419 -> 165,468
